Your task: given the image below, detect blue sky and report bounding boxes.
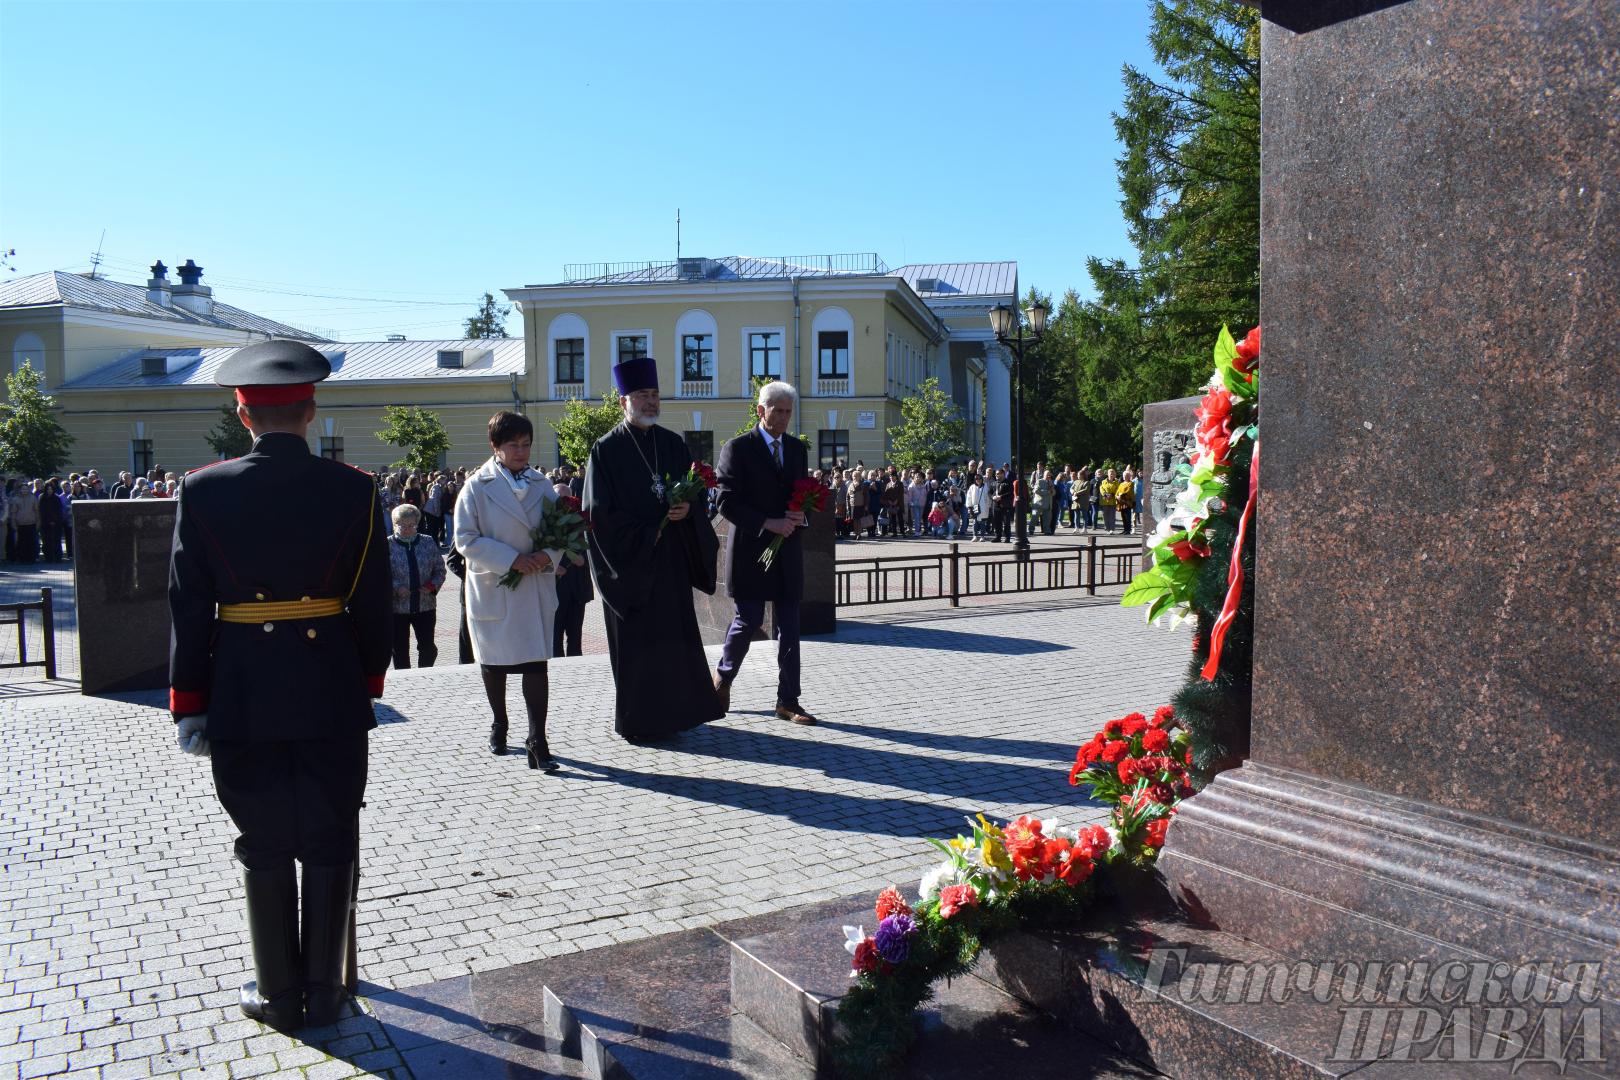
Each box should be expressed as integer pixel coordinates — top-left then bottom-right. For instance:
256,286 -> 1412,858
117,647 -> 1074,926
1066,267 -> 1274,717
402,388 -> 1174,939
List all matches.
0,1 -> 1159,342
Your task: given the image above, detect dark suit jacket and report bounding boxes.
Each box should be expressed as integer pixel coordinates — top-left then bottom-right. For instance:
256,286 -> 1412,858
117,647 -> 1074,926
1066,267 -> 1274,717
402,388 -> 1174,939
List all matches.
716,426 -> 808,602
167,432 -> 392,740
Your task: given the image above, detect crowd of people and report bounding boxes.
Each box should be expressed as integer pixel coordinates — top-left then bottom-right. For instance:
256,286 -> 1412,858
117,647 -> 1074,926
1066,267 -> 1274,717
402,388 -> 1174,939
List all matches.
0,466 -> 187,564
812,458 -> 1142,543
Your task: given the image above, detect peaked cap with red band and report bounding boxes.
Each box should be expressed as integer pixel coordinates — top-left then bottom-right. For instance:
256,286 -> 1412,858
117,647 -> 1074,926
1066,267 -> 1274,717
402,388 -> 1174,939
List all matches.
216,339 -> 331,405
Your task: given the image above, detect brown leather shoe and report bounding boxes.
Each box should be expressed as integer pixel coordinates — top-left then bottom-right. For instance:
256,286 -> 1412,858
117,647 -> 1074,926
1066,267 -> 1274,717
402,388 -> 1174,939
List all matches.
713,672 -> 730,713
774,703 -> 817,726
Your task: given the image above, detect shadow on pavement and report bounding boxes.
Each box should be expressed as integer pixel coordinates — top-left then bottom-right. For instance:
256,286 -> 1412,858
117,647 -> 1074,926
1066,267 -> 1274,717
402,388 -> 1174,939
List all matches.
830,622 -> 1070,654
810,717 -> 1083,763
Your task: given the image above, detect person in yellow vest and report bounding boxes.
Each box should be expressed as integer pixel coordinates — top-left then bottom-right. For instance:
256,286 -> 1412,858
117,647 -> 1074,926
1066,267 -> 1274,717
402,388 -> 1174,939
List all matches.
1114,469 -> 1137,534
1100,468 -> 1119,532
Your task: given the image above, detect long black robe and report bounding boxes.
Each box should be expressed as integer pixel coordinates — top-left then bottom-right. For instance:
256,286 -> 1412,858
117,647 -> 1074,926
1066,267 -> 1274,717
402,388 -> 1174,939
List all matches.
584,422 -> 724,739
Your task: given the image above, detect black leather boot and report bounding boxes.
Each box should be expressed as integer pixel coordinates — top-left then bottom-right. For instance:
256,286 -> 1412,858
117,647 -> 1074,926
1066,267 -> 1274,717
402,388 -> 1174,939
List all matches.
239,863 -> 303,1031
301,862 -> 355,1028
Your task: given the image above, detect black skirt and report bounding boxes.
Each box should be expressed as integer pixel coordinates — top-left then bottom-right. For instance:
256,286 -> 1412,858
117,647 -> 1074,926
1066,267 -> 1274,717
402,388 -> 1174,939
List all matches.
480,659 -> 549,675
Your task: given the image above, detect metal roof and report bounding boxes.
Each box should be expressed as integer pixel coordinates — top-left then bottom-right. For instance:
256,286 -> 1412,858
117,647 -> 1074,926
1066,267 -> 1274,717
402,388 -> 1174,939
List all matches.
58,338 -> 526,390
547,254 -> 891,287
893,262 -> 1018,298
0,271 -> 329,341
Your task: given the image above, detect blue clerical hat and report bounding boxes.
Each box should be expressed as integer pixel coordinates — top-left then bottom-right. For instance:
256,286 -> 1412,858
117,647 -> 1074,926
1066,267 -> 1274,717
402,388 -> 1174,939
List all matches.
612,356 -> 658,395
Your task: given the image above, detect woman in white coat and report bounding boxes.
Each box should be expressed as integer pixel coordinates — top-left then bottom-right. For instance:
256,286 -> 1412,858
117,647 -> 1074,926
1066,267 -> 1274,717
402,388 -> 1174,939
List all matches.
453,412 -> 565,771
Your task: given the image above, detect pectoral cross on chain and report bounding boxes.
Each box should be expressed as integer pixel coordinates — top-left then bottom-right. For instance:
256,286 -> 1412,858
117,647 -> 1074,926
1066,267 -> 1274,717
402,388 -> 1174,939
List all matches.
652,477 -> 666,499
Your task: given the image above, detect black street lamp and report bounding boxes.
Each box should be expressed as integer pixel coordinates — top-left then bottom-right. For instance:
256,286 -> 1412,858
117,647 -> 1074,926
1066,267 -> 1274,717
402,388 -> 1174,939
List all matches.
989,299 -> 1050,555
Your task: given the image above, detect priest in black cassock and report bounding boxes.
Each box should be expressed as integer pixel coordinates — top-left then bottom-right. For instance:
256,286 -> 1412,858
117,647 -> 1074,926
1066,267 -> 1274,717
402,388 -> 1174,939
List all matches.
584,356 -> 726,741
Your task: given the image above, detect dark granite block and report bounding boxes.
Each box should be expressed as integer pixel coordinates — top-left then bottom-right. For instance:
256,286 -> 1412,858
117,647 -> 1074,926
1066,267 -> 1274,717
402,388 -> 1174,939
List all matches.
602,1013 -> 817,1080
399,1026 -> 585,1080
695,514 -> 837,646
365,974 -> 484,1052
72,500 -> 176,693
1253,0 -> 1620,848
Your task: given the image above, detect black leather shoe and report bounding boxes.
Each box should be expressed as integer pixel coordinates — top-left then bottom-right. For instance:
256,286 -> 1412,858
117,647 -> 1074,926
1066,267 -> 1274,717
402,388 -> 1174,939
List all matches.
489,722 -> 507,755
526,739 -> 559,772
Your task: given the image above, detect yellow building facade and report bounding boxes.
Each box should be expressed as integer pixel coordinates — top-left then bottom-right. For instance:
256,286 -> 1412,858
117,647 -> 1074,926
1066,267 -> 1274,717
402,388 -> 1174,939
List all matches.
2,255 -> 1016,477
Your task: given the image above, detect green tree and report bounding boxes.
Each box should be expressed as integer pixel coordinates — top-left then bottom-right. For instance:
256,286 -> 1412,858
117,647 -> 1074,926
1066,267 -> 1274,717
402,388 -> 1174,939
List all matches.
886,377 -> 966,475
0,362 -> 74,477
203,401 -> 252,459
376,404 -> 450,472
550,392 -> 623,469
464,292 -> 511,339
1073,0 -> 1260,438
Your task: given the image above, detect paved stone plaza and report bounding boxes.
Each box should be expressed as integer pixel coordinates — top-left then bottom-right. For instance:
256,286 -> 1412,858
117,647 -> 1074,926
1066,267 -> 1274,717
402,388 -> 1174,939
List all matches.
0,570 -> 1184,1079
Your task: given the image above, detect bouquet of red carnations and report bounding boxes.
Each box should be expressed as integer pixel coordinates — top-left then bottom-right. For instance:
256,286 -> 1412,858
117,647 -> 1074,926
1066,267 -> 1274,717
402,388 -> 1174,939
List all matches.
1069,705 -> 1194,862
498,491 -> 590,589
760,477 -> 825,572
657,461 -> 717,541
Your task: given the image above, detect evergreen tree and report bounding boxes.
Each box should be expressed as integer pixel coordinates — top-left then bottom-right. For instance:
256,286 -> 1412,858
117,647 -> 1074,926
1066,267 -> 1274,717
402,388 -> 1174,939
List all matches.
886,377 -> 967,475
1075,0 -> 1260,437
0,362 -> 74,477
203,401 -> 252,459
550,393 -> 623,469
464,292 -> 511,339
375,405 -> 450,473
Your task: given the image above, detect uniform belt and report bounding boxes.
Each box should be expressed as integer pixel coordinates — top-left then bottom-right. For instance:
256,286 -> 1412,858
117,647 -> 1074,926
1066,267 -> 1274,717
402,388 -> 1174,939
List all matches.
218,598 -> 344,623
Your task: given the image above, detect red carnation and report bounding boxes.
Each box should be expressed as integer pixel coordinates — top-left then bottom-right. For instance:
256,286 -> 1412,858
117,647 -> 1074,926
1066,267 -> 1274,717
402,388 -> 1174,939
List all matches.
874,886 -> 911,923
1143,819 -> 1171,849
1143,728 -> 1170,753
852,937 -> 883,975
1233,326 -> 1260,375
1152,705 -> 1176,729
1101,740 -> 1131,764
694,461 -> 718,489
1119,713 -> 1148,737
1102,717 -> 1125,737
1169,536 -> 1212,562
1184,748 -> 1194,766
937,884 -> 979,919
1075,825 -> 1112,861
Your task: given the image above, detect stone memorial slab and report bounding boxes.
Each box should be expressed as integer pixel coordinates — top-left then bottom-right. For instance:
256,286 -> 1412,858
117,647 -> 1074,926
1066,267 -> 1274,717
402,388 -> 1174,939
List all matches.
72,500 -> 176,694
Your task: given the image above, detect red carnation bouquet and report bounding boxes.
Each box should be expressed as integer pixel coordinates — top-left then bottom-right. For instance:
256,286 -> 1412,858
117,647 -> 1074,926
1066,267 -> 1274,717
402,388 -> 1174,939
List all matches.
1070,705 -> 1194,863
498,491 -> 590,589
759,477 -> 825,572
657,461 -> 717,541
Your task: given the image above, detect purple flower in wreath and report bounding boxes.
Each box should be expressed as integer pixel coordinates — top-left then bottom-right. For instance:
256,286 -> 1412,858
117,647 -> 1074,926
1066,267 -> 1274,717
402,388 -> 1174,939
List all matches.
873,913 -> 916,965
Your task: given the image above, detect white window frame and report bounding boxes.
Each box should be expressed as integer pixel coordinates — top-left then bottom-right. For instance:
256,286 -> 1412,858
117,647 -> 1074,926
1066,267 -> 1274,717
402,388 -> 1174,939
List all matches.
674,308 -> 719,388
547,313 -> 591,395
810,305 -> 855,384
12,331 -> 45,379
739,325 -> 786,394
611,329 -> 654,369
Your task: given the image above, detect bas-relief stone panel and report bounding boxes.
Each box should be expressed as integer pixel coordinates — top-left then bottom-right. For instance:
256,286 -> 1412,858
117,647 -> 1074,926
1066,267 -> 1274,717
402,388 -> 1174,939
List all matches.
1253,1 -> 1620,848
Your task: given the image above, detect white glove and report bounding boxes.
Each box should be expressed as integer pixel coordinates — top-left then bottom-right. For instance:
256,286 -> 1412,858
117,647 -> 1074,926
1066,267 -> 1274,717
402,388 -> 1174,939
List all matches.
176,715 -> 210,758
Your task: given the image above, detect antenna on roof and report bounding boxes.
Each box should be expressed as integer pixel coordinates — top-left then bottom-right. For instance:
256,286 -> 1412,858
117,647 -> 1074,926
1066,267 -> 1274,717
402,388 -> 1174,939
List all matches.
88,230 -> 107,278
676,208 -> 681,264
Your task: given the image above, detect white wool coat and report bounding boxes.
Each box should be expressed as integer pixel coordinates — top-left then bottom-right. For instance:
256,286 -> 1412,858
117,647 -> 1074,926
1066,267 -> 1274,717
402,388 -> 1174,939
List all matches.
453,457 -> 563,667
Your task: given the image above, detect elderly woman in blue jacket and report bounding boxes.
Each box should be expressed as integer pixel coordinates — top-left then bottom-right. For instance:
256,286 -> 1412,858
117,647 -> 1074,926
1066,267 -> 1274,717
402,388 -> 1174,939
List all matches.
453,411 -> 565,771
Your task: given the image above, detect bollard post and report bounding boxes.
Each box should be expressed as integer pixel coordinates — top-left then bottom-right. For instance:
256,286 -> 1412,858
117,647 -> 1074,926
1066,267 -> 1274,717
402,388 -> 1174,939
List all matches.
41,588 -> 56,681
1086,537 -> 1097,596
948,544 -> 960,607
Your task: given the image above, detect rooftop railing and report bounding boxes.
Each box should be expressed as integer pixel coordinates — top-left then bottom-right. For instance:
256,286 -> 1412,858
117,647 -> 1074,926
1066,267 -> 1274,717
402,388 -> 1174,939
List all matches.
557,253 -> 890,285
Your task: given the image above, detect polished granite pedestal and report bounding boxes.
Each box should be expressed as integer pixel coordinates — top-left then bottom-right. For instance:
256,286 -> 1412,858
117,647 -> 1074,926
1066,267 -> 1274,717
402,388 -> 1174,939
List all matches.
367,893 -> 1158,1079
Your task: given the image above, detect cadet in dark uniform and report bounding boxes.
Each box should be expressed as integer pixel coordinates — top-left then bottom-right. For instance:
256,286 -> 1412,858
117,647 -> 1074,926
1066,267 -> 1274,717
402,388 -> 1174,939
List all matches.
168,340 -> 392,1032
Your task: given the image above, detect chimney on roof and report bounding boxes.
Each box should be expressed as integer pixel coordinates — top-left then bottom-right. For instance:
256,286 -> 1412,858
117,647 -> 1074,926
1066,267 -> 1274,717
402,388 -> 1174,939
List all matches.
146,261 -> 172,308
171,259 -> 214,317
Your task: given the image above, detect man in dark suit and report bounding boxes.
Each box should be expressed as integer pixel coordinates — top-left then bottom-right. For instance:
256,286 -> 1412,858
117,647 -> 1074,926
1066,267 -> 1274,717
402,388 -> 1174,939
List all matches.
713,380 -> 817,725
168,339 -> 392,1032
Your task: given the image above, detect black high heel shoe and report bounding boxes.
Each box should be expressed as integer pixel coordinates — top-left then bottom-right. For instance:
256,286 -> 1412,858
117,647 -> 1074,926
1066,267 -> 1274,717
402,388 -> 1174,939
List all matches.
489,722 -> 507,755
525,739 -> 559,772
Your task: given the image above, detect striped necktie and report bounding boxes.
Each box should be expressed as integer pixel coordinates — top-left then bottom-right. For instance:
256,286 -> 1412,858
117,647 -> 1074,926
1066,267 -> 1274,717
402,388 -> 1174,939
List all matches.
771,436 -> 782,470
